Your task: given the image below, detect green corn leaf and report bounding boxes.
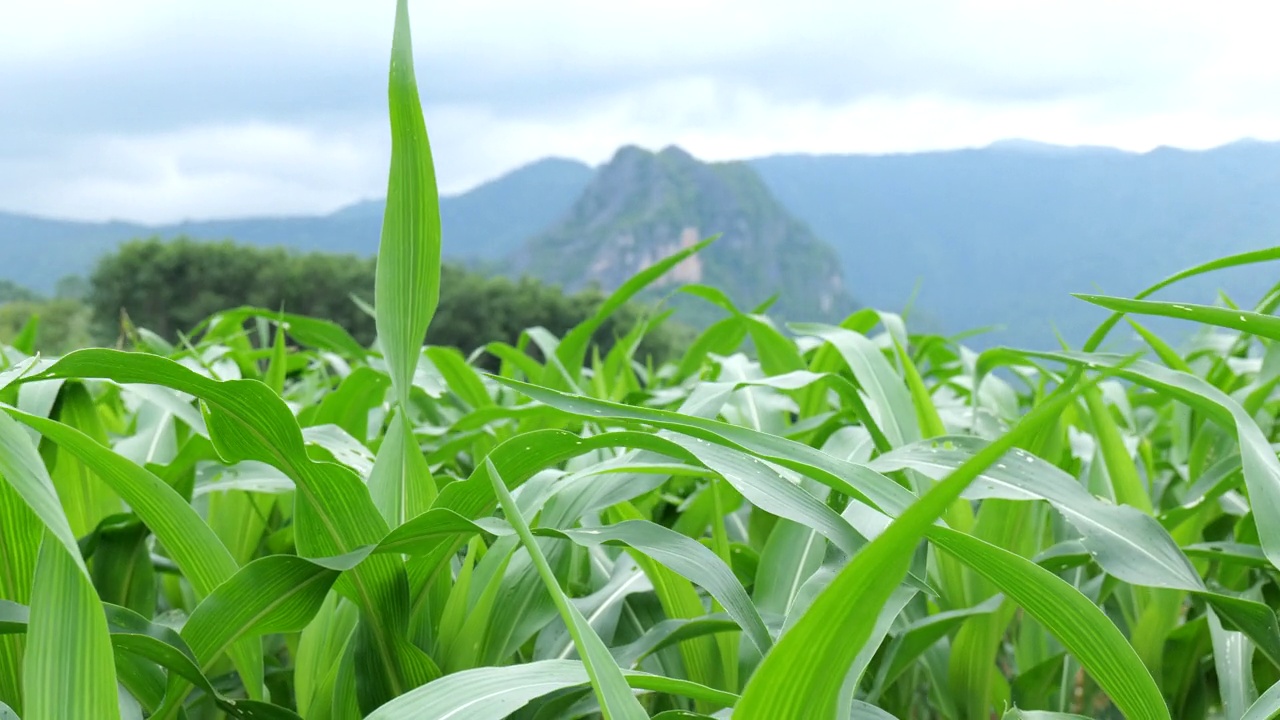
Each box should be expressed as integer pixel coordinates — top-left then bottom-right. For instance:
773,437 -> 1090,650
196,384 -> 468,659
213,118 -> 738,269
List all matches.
597,519 -> 722,705
1125,318 -> 1192,373
535,519 -> 772,655
733,369 -> 1128,719
946,498 -> 1027,719
0,412 -> 85,580
740,315 -> 805,378
1084,387 -> 1151,513
2,598 -> 309,720
368,409 -> 436,526
485,458 -> 649,720
88,516 -> 156,616
44,382 -> 121,538
445,537 -> 514,672
489,375 -> 917,516
869,595 -> 1005,699
206,485 -> 274,566
928,527 -> 1168,720
1242,677 -> 1280,720
1077,294 -> 1280,342
0,411 -> 120,719
4,407 -> 265,700
425,346 -> 491,410
0,467 -> 39,712
432,538 -> 480,668
364,660 -> 735,719
19,349 -> 427,705
790,323 -> 920,447
171,552 -> 374,704
1207,606 -> 1257,720
375,0 -> 442,409
848,702 -> 902,719
199,306 -> 366,358
406,426 -> 868,606
311,366 -> 391,444
1080,246 -> 1280,350
10,317 -> 37,357
23,534 -> 119,720
264,320 -> 288,395
676,316 -> 748,382
294,593 -> 359,718
1016,351 -> 1280,571
1002,710 -> 1092,720
476,537 -> 563,666
752,485 -> 827,620
872,436 -> 1202,591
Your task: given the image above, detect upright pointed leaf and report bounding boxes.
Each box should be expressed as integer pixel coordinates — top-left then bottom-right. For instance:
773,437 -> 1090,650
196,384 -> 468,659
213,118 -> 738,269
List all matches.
376,0 -> 442,409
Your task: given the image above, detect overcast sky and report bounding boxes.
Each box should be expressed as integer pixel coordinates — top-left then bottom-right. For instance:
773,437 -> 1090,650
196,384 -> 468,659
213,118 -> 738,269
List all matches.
3,1 -> 1279,223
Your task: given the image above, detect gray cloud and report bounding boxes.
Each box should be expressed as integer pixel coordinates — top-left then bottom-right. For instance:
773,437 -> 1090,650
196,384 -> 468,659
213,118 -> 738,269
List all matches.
2,2 -> 1207,127
0,0 -> 1273,222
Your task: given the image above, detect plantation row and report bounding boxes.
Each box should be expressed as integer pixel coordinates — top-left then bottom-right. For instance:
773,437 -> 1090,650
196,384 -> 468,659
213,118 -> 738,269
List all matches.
4,2 -> 1280,718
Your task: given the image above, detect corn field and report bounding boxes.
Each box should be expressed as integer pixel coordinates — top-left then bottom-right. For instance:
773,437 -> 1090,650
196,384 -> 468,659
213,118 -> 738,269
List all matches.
4,2 -> 1280,719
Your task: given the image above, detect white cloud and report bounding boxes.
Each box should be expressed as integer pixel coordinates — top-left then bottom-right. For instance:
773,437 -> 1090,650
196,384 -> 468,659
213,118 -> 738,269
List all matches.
3,0 -> 1280,222
1,123 -> 388,222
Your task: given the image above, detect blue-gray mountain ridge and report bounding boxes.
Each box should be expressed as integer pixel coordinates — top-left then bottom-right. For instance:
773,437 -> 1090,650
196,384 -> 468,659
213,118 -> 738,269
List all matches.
3,138 -> 1279,348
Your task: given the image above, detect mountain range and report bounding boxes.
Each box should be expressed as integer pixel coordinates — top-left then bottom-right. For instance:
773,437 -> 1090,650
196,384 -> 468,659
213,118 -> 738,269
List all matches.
3,138 -> 1280,349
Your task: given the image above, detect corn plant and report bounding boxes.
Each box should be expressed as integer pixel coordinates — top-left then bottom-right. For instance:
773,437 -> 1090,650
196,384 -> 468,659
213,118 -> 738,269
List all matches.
5,2 -> 1280,719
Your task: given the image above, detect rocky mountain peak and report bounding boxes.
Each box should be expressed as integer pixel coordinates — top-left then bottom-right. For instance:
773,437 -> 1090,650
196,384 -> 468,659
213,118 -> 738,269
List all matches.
512,145 -> 854,324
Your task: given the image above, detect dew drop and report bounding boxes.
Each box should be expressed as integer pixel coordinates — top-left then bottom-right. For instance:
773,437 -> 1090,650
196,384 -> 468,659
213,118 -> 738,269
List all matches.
1240,314 -> 1247,323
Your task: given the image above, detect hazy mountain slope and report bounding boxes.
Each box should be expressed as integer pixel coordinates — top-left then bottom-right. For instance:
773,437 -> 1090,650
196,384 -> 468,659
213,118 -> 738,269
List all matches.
7,139 -> 1280,348
333,156 -> 593,261
750,140 -> 1280,348
513,145 -> 855,323
0,213 -> 149,294
0,157 -> 592,291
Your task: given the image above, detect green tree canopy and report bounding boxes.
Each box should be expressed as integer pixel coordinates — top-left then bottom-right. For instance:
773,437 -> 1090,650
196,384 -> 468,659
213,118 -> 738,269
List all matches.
0,279 -> 41,304
89,237 -> 688,363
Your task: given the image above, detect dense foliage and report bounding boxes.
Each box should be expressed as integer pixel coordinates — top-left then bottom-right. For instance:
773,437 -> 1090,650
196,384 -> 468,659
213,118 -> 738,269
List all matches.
89,238 -> 380,343
0,281 -> 41,305
74,237 -> 685,364
6,3 -> 1280,720
0,279 -> 94,355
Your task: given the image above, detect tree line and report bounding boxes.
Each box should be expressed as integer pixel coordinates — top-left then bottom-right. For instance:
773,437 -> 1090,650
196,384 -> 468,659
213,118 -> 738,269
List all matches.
1,237 -> 689,362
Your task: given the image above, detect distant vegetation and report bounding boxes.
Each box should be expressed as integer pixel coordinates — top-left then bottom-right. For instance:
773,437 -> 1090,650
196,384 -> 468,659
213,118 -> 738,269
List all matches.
0,237 -> 689,363
0,278 -> 93,354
